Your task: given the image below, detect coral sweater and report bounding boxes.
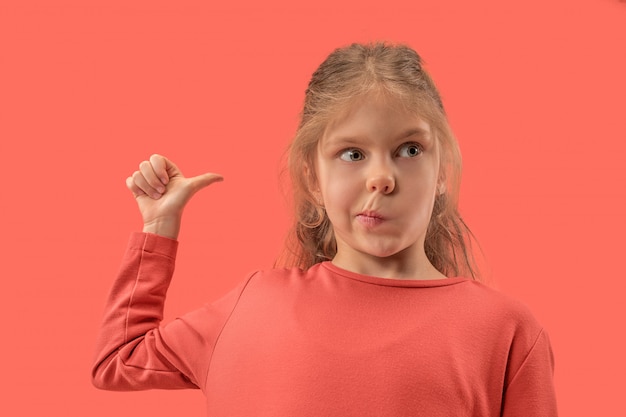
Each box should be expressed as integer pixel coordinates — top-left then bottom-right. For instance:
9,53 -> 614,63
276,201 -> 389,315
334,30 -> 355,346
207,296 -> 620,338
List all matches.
92,232 -> 558,416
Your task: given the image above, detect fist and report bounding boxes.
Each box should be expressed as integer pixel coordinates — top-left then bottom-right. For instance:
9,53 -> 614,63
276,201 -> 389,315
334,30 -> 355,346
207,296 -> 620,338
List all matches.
126,154 -> 223,239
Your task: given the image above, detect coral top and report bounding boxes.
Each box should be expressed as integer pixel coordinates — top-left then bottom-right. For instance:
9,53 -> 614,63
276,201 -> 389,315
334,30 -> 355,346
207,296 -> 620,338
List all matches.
93,232 -> 558,416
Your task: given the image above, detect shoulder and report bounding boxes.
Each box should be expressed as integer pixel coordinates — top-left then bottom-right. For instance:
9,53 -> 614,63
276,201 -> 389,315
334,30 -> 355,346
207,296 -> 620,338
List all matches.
462,280 -> 540,322
235,265 -> 316,296
458,279 -> 547,349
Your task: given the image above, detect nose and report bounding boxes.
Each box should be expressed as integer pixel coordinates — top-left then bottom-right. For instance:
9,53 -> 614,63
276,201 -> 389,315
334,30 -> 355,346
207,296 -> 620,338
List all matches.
366,162 -> 395,194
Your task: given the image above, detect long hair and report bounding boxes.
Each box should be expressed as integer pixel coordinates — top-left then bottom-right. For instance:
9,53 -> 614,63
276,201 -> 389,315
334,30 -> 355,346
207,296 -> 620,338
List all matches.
278,42 -> 480,279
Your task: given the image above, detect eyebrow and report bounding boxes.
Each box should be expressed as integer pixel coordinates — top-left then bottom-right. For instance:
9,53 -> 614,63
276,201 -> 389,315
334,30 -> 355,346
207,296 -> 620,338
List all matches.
397,128 -> 431,141
328,128 -> 432,146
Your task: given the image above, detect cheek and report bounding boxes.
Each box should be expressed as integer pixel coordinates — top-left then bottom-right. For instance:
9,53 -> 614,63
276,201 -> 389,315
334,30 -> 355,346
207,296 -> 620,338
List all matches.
401,165 -> 440,208
407,164 -> 438,188
321,176 -> 357,209
418,156 -> 441,193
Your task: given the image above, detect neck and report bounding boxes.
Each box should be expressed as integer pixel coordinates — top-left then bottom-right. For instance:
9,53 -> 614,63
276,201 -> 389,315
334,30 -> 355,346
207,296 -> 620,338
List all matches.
331,248 -> 446,280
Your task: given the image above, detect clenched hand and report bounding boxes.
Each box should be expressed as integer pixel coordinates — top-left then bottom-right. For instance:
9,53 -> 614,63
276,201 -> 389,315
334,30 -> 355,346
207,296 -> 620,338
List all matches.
126,154 -> 223,239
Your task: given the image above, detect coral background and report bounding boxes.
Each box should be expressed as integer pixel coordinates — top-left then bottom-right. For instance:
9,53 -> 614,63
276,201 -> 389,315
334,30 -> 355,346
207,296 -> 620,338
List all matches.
1,0 -> 624,415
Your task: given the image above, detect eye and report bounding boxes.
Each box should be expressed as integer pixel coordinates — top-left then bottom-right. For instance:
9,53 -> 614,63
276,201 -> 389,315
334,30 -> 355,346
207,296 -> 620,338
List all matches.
339,149 -> 365,162
397,143 -> 423,158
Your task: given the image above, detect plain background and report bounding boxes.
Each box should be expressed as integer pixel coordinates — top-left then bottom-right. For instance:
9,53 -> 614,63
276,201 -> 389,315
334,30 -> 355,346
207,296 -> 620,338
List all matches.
1,0 -> 625,415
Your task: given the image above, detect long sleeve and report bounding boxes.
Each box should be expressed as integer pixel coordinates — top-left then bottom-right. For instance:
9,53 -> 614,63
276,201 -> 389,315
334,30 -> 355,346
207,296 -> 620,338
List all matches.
501,328 -> 558,416
91,232 -> 247,392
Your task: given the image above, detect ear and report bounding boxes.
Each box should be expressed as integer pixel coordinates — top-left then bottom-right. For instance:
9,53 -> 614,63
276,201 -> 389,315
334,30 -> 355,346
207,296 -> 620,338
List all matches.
436,169 -> 447,196
304,163 -> 316,189
312,190 -> 324,206
304,163 -> 324,204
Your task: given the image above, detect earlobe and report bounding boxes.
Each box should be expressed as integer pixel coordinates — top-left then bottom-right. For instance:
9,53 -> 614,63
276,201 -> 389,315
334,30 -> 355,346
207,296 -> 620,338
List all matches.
437,182 -> 446,195
311,189 -> 324,207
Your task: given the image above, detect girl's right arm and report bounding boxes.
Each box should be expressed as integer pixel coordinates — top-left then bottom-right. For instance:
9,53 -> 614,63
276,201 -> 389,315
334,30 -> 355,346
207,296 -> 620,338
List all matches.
91,155 -> 224,391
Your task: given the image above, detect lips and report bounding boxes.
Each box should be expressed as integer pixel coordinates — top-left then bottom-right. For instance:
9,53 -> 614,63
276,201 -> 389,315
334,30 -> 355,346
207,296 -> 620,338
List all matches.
356,211 -> 385,228
357,210 -> 385,220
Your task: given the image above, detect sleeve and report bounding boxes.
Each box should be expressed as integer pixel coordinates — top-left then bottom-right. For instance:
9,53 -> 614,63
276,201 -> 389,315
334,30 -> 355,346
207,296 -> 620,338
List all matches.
501,328 -> 558,417
91,232 -> 251,392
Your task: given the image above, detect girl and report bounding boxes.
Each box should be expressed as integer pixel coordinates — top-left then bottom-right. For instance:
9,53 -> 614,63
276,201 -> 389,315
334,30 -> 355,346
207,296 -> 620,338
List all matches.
92,43 -> 558,416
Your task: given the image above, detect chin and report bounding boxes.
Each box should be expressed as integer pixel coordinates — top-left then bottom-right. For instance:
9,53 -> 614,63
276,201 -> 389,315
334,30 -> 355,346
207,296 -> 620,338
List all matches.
365,242 -> 420,260
365,246 -> 405,259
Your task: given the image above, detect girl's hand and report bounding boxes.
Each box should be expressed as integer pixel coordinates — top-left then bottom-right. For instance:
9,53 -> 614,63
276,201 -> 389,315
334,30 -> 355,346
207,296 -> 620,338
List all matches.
125,154 -> 223,239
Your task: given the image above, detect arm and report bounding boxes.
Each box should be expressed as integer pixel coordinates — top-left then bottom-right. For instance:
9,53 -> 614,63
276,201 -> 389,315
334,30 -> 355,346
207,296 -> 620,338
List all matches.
92,155 -> 224,391
91,232 -> 193,390
501,329 -> 558,416
92,232 -> 250,391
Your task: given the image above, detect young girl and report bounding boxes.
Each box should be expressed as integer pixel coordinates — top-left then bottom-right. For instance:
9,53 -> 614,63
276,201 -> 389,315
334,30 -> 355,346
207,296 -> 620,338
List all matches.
92,43 -> 558,416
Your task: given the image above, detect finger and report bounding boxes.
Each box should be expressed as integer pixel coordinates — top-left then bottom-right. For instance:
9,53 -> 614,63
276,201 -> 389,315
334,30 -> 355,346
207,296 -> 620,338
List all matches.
155,154 -> 183,184
139,160 -> 166,193
131,170 -> 162,199
125,176 -> 147,198
188,173 -> 224,192
149,154 -> 172,185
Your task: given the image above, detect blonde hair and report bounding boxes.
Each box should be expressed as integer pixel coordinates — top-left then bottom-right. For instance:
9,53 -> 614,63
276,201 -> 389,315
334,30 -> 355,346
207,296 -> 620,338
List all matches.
279,42 -> 480,279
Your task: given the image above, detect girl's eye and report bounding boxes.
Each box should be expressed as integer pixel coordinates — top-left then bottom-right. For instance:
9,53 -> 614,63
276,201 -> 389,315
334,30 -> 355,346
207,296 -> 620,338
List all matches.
397,143 -> 423,158
339,149 -> 365,162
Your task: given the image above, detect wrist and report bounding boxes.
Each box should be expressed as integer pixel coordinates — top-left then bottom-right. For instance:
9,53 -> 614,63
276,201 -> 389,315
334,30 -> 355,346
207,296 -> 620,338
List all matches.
142,217 -> 181,240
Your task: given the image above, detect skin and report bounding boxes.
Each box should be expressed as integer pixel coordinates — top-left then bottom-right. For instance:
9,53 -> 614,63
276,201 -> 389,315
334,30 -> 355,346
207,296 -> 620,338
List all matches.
314,94 -> 446,280
128,95 -> 444,280
126,154 -> 223,240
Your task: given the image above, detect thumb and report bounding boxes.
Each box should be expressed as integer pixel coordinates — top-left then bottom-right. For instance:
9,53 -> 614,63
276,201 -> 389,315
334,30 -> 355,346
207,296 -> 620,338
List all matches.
187,172 -> 224,192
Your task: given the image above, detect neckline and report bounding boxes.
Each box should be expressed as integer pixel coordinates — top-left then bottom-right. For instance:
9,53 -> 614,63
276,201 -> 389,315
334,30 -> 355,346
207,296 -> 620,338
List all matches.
320,261 -> 471,288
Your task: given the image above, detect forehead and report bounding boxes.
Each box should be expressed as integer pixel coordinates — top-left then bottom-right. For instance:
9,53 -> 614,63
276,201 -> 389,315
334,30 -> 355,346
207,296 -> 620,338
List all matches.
322,93 -> 433,145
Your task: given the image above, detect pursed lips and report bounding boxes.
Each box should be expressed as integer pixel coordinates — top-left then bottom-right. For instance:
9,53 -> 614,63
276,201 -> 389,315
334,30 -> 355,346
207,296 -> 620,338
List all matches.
356,210 -> 386,227
357,210 -> 385,220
